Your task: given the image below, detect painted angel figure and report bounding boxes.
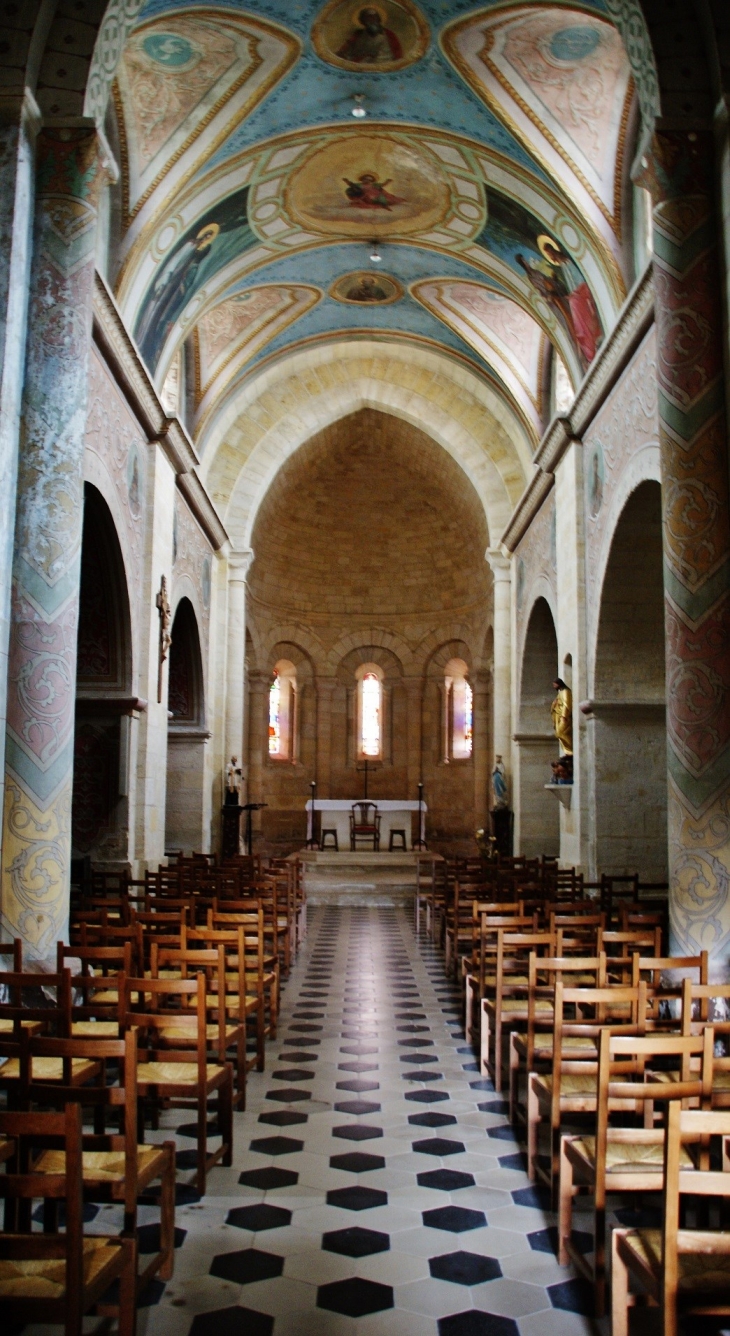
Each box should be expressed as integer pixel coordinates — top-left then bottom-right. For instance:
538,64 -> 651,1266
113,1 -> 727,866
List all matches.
343,173 -> 406,211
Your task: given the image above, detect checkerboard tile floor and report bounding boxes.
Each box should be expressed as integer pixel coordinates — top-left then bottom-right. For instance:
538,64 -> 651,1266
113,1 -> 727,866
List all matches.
93,907 -> 606,1335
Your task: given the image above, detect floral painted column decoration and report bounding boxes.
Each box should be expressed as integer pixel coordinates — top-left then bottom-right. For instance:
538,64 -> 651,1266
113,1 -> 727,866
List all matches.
642,128 -> 730,977
1,126 -> 111,959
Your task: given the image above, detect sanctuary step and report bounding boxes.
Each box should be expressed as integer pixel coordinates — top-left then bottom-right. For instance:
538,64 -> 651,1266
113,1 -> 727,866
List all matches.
298,850 -> 420,905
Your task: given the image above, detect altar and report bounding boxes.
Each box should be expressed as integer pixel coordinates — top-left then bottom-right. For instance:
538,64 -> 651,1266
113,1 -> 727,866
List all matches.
305,799 -> 426,851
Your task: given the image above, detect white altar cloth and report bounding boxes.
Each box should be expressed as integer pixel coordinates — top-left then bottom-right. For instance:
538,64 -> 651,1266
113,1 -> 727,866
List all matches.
305,799 -> 426,850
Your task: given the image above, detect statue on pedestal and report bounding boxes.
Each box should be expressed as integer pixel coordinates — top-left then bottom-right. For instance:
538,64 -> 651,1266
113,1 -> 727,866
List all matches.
225,756 -> 242,806
492,755 -> 508,808
551,678 -> 573,755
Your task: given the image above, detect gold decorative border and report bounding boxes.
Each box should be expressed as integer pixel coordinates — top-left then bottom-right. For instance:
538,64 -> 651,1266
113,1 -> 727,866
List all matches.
311,0 -> 429,73
329,271 -> 403,305
114,7 -> 300,229
441,3 -> 632,247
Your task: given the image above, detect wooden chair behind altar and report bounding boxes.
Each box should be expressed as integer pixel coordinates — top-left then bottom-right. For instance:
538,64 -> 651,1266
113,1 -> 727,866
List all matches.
350,802 -> 381,851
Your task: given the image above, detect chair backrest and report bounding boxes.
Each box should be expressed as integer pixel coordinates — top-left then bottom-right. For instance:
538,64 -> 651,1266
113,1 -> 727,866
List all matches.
0,969 -> 72,1038
658,1103 -> 730,1320
351,802 -> 378,827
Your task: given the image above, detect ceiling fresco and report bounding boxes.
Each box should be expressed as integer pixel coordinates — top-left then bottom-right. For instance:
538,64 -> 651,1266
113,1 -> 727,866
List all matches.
111,0 -> 634,482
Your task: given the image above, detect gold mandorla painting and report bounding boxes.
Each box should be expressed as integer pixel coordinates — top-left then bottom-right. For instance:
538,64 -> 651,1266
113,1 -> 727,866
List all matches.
286,134 -> 450,238
312,0 -> 429,72
330,271 -> 403,304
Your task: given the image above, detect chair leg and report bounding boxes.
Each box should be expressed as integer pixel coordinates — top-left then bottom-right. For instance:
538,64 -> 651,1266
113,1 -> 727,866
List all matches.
221,1067 -> 234,1167
494,1017 -> 503,1093
465,978 -> 473,1045
158,1141 -> 176,1281
557,1137 -> 574,1266
611,1229 -> 630,1336
480,1006 -> 490,1079
527,1077 -> 539,1181
118,1237 -> 138,1336
508,1032 -> 519,1123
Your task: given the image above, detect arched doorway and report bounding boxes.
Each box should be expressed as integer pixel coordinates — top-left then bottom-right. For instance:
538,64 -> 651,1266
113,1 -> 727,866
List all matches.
591,481 -> 666,879
72,485 -> 132,867
516,597 -> 560,857
165,598 -> 207,855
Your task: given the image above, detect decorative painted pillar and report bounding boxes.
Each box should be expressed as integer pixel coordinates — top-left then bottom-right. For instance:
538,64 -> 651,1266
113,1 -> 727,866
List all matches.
0,94 -> 41,843
642,129 -> 730,976
1,125 -> 111,958
487,549 -> 512,800
225,549 -> 253,794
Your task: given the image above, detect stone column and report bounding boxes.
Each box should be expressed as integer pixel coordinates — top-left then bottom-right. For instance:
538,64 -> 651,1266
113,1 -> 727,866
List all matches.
225,549 -> 253,793
0,94 -> 41,843
473,668 -> 491,829
487,549 -> 512,801
246,669 -> 269,844
642,129 -> 730,976
404,677 -> 422,801
1,124 -> 111,958
316,678 -> 337,798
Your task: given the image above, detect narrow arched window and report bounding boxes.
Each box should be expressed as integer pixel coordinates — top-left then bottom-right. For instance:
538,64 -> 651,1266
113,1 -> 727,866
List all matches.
444,658 -> 473,760
268,659 -> 297,760
356,663 -> 383,760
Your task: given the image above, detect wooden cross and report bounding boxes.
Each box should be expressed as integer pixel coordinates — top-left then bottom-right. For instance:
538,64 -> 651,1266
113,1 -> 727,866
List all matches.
156,574 -> 172,703
356,759 -> 371,799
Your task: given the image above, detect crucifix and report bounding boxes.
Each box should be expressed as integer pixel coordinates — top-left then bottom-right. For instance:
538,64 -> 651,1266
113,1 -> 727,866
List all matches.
156,575 -> 172,703
356,759 -> 371,799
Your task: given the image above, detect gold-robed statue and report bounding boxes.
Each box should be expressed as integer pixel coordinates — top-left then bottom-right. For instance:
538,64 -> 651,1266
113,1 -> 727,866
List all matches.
551,678 -> 573,755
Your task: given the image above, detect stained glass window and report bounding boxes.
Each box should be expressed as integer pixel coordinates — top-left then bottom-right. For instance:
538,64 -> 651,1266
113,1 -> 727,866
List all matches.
268,671 -> 281,755
464,680 -> 473,756
361,671 -> 381,758
445,658 -> 473,759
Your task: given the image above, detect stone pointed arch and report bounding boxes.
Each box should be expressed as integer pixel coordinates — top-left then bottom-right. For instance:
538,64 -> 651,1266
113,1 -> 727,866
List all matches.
203,341 -> 532,551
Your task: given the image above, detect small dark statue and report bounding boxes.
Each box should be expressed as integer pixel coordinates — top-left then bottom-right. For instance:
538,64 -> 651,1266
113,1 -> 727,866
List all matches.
551,754 -> 573,785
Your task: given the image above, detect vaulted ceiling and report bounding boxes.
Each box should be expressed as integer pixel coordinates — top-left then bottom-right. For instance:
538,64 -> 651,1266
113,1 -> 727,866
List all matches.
105,1 -> 638,541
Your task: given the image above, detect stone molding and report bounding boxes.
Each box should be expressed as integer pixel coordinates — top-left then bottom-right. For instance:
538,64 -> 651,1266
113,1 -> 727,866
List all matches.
92,270 -> 228,552
501,262 -> 655,552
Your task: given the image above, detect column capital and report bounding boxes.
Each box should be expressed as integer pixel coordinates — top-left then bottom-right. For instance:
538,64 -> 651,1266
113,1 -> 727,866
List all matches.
247,669 -> 270,691
228,548 -> 254,580
486,547 -> 511,580
634,125 -> 713,206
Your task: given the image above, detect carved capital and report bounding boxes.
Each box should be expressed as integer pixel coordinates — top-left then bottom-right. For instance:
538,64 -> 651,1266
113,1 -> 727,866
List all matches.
228,548 -> 254,581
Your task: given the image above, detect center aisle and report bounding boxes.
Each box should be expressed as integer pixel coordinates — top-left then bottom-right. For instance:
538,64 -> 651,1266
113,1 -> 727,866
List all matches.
145,907 -> 593,1336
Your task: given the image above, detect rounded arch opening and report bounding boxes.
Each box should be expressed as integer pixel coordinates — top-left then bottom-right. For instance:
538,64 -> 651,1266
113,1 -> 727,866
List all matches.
517,597 -> 560,859
72,484 -> 133,865
592,480 -> 667,880
165,598 -> 208,856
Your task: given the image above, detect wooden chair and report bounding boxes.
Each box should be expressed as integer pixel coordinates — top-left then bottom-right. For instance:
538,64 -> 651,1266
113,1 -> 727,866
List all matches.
118,974 -> 233,1194
349,801 -> 381,852
480,930 -> 556,1091
558,1027 -> 713,1315
526,980 -> 648,1197
463,906 -> 531,1039
0,971 -> 102,1095
210,904 -> 278,1056
0,1103 -> 137,1336
24,1029 -> 175,1297
611,1104 -> 730,1336
162,933 -> 249,1106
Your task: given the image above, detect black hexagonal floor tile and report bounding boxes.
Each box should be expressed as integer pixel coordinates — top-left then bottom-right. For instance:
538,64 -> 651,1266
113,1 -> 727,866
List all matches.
189,1308 -> 273,1336
486,1124 -> 518,1140
265,1088 -> 312,1102
529,1225 -> 593,1256
399,1038 -> 434,1048
137,1223 -> 186,1254
333,1124 -> 383,1141
497,1152 -> 526,1171
429,1251 -> 502,1285
512,1184 -> 550,1209
438,1313 -> 518,1336
403,1071 -> 443,1082
548,1277 -> 593,1315
326,1185 -> 388,1211
330,1151 -> 385,1173
405,1089 -> 450,1104
226,1204 -> 292,1231
282,1037 -> 321,1047
317,1277 -> 393,1317
397,1024 -> 430,1032
210,1249 -> 283,1284
257,1110 -> 308,1127
469,1079 -> 493,1092
288,1023 -> 322,1032
336,1079 -> 379,1092
401,1053 -> 439,1063
338,1061 -> 379,1072
413,1138 -> 465,1157
409,1112 -> 457,1128
238,1167 -> 299,1190
422,1206 -> 486,1233
340,1045 -> 378,1055
479,1099 -> 508,1115
323,1226 -> 390,1258
417,1169 -> 475,1191
249,1135 -> 304,1156
271,1069 -> 315,1081
334,1099 -> 381,1115
278,1052 -> 317,1064
177,1120 -> 220,1138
